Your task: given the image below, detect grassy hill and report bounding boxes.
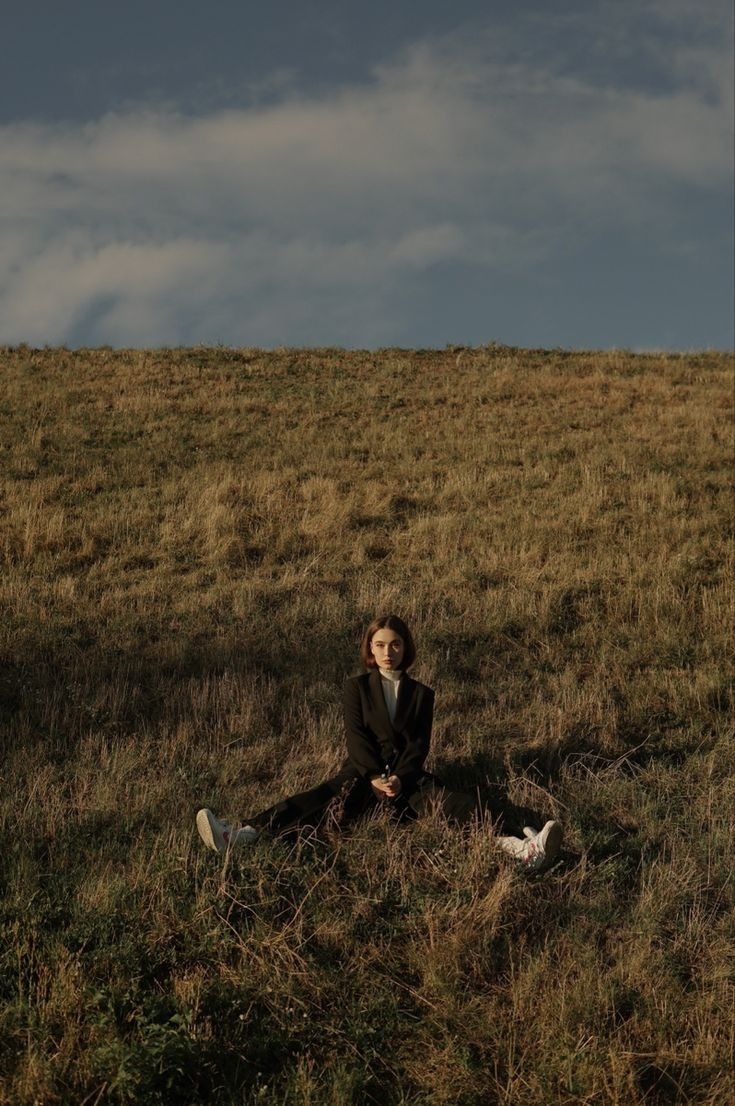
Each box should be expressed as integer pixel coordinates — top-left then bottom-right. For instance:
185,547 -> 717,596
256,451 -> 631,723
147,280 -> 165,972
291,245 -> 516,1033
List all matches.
1,344 -> 732,1105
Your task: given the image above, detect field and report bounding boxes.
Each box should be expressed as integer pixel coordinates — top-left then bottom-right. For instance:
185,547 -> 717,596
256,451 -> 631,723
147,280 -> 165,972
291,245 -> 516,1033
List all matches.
1,344 -> 733,1105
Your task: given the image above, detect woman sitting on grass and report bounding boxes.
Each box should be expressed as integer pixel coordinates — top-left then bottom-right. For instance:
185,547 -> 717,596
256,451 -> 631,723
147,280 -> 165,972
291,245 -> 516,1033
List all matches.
196,614 -> 563,871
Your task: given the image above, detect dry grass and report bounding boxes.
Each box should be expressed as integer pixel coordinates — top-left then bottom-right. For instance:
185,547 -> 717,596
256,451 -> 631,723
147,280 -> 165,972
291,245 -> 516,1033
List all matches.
0,344 -> 733,1105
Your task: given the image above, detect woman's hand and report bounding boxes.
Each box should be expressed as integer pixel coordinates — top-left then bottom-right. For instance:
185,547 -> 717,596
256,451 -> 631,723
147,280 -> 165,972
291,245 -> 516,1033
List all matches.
371,775 -> 403,799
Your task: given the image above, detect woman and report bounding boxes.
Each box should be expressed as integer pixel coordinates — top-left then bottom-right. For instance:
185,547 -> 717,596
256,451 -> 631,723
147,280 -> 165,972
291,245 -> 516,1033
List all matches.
196,614 -> 563,871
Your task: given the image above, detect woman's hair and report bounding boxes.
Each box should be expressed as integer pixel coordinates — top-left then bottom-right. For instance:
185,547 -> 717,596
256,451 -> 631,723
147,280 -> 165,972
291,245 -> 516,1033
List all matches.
359,614 -> 417,670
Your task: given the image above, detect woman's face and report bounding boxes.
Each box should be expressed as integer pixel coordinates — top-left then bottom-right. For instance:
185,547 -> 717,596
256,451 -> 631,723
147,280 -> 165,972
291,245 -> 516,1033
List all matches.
370,627 -> 405,670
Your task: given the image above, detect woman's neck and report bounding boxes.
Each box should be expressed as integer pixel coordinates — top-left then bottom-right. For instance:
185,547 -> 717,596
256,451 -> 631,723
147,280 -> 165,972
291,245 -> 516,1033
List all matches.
378,666 -> 402,681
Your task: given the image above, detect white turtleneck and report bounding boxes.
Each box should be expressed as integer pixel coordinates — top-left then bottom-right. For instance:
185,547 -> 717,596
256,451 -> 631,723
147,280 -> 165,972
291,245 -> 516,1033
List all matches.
378,666 -> 402,723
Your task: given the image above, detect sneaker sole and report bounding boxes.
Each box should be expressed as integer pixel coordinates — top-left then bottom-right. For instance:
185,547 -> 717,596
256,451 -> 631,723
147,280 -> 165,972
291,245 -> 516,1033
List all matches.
541,821 -> 563,865
196,808 -> 223,853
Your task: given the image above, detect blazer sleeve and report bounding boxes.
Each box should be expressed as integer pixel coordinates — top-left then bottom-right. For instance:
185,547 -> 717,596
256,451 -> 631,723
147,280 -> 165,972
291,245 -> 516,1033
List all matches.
392,687 -> 434,781
343,678 -> 385,779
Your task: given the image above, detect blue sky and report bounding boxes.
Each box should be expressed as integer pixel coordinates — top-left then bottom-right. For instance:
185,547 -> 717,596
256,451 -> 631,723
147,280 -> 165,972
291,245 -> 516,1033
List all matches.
1,0 -> 732,349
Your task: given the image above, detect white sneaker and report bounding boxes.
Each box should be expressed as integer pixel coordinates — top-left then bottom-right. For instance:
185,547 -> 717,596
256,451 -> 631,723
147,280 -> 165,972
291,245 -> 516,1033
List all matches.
498,820 -> 563,872
196,808 -> 259,853
497,833 -> 533,861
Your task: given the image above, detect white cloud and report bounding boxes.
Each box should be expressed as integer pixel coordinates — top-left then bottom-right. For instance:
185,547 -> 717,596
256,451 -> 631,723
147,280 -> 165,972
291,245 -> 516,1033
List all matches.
0,2 -> 731,346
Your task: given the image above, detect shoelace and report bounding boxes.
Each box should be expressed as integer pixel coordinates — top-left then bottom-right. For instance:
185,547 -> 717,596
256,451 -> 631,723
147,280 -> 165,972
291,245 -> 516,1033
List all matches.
521,840 -> 541,865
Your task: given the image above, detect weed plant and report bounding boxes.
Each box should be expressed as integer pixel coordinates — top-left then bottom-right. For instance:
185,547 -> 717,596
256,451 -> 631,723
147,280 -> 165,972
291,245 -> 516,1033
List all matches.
0,344 -> 733,1105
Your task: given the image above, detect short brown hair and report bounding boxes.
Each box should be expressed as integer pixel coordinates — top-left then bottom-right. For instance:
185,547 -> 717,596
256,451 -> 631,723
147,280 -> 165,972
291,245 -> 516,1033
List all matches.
360,614 -> 417,670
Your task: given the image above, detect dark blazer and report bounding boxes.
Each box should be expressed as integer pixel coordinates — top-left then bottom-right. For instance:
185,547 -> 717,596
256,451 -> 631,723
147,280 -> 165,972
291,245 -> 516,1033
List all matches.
341,669 -> 435,785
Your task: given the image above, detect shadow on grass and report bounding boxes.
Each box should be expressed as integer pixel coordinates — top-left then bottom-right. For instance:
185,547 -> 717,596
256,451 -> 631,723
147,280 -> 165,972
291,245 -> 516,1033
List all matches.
2,620 -> 357,755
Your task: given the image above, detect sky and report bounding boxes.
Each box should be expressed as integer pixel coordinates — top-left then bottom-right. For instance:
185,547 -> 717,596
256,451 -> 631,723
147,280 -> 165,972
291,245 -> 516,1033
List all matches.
1,0 -> 733,350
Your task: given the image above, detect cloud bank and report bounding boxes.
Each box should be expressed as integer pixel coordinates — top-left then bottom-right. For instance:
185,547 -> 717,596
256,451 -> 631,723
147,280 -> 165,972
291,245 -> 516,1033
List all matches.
1,2 -> 732,347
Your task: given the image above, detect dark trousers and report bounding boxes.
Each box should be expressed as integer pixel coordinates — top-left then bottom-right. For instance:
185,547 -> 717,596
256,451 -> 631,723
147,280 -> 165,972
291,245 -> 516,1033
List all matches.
249,770 -> 476,838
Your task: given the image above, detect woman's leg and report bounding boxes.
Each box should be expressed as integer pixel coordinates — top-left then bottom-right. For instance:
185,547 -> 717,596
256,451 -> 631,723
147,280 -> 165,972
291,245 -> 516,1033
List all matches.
196,772 -> 376,852
400,775 -> 563,870
248,771 -> 373,837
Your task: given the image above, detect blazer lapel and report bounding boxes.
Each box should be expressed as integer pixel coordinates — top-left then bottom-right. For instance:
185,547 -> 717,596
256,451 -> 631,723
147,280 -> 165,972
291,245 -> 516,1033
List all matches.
368,668 -> 394,738
393,674 -> 415,732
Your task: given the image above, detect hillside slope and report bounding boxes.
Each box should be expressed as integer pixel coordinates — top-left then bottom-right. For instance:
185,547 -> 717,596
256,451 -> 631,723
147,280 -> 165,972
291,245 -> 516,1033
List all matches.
1,345 -> 732,1105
